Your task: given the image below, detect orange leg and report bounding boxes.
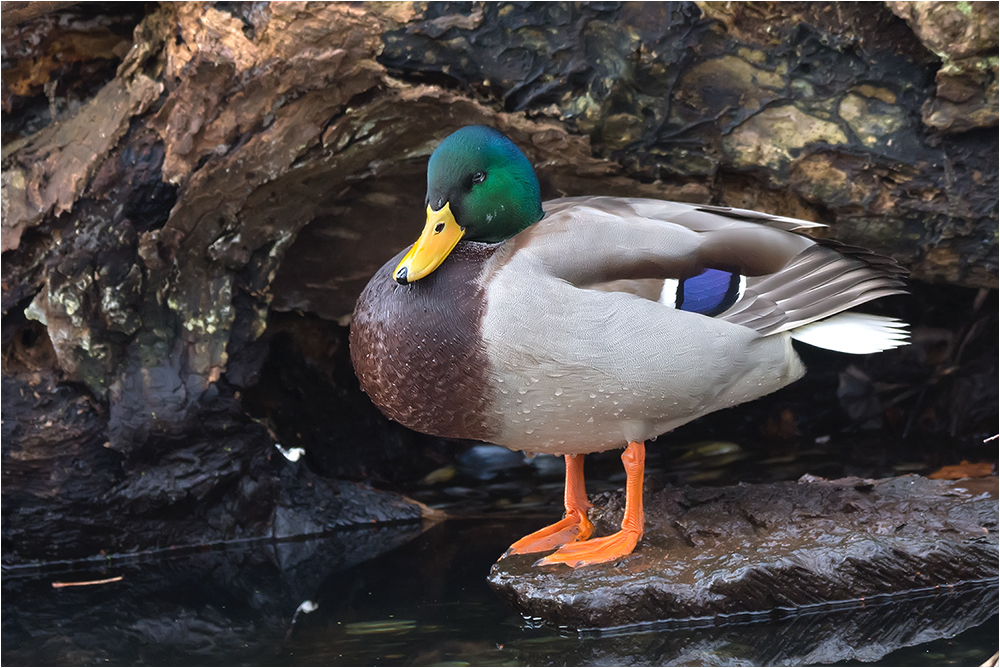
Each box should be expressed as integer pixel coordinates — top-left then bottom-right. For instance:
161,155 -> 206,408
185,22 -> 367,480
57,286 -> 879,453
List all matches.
537,441 -> 645,568
506,454 -> 593,555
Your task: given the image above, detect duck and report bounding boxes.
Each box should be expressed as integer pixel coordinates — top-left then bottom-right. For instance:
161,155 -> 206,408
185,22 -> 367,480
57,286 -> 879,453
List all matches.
349,125 -> 908,568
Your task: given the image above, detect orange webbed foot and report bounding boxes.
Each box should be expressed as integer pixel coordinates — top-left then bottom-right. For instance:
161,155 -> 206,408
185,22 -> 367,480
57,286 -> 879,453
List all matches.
535,440 -> 647,568
534,528 -> 640,567
505,510 -> 594,556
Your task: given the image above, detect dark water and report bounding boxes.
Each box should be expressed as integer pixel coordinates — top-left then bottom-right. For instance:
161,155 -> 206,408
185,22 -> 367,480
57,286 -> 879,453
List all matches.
2,515 -> 997,666
4,427 -> 997,666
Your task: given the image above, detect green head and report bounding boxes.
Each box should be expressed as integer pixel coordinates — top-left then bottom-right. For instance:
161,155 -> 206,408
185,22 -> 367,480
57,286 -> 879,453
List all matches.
394,126 -> 544,284
427,125 -> 544,242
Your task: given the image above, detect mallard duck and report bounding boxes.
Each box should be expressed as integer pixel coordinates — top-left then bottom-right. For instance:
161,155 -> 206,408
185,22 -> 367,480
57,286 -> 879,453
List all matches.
349,125 -> 908,568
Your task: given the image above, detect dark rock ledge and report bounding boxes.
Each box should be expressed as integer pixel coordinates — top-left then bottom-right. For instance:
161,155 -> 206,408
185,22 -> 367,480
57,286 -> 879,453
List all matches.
488,475 -> 998,629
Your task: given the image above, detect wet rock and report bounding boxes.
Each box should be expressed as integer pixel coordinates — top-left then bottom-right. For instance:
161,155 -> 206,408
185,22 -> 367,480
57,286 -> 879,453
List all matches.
722,104 -> 849,180
488,475 -> 998,628
837,91 -> 911,147
888,1 -> 999,133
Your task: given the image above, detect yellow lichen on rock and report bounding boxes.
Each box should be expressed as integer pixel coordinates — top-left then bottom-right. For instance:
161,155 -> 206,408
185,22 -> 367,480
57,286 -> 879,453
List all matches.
723,105 -> 848,178
838,93 -> 909,147
791,156 -> 875,208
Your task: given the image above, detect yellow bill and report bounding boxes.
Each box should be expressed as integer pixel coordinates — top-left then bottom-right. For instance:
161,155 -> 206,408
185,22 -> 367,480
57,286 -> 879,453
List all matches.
393,202 -> 465,284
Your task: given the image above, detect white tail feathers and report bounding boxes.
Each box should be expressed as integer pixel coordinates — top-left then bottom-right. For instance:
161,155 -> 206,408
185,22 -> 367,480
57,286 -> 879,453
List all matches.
790,312 -> 909,354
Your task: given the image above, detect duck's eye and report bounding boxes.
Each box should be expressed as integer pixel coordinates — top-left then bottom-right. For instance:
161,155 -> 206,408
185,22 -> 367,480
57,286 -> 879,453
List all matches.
472,171 -> 486,185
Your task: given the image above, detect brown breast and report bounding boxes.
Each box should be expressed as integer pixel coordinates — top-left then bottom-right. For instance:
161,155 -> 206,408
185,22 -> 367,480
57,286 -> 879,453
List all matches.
349,242 -> 500,441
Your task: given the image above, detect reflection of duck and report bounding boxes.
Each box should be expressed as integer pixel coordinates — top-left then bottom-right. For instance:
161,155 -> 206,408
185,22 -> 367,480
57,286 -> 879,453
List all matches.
350,125 -> 908,567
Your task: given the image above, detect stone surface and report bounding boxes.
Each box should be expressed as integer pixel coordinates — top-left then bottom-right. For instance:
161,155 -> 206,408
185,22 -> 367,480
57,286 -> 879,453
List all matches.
888,1 -> 999,133
488,475 -> 999,628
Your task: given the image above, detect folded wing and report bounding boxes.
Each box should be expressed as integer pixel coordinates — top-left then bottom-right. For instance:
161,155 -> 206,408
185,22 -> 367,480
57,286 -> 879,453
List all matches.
534,197 -> 909,352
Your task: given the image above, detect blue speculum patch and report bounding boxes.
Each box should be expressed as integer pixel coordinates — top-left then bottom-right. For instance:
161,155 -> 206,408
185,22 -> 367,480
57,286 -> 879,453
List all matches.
677,268 -> 742,317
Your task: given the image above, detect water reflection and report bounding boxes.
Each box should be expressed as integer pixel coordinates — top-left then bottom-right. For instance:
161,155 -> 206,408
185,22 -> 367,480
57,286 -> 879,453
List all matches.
3,518 -> 997,665
288,519 -> 998,666
2,519 -> 996,666
2,523 -> 424,665
561,584 -> 997,666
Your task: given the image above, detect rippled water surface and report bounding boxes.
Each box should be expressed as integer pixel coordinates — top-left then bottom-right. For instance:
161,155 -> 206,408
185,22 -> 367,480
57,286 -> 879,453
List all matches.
5,420 -> 998,667
3,514 -> 996,666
